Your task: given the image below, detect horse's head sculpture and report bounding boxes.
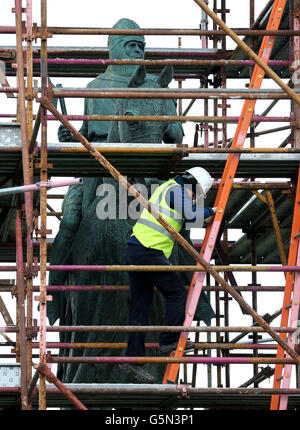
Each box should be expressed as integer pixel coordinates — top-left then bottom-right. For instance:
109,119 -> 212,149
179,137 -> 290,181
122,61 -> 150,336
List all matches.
108,65 -> 184,144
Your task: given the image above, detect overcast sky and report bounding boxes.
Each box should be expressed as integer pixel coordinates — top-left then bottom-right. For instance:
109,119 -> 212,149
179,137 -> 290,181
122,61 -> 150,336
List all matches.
1,0 -> 252,48
0,0 -> 288,145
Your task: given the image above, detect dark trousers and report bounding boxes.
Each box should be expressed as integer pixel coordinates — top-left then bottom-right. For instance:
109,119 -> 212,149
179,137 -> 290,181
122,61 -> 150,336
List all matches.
125,243 -> 187,357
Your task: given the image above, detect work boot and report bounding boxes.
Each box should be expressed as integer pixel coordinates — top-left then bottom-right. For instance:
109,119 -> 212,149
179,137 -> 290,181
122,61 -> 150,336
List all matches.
119,363 -> 155,384
158,340 -> 195,354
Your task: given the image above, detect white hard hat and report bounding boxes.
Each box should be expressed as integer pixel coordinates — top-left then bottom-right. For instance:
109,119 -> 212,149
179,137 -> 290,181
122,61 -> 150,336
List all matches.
185,167 -> 213,197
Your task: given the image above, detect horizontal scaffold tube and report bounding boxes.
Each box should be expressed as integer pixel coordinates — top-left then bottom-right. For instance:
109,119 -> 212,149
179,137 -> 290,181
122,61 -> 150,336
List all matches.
2,386 -> 300,396
49,146 -> 300,154
0,181 -> 290,191
0,178 -> 82,196
1,145 -> 299,155
27,146 -> 300,154
0,265 -> 299,272
50,87 -> 300,100
44,114 -> 291,123
0,113 -> 291,123
47,355 -> 296,365
46,265 -> 300,272
1,25 -> 300,36
32,58 -> 290,67
0,87 -> 18,93
29,342 -> 277,350
29,285 -> 287,292
0,285 -> 286,293
0,326 -> 295,333
41,285 -> 284,292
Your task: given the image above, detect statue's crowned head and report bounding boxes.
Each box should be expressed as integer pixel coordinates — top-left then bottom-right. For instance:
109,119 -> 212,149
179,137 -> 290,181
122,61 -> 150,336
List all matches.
108,18 -> 145,60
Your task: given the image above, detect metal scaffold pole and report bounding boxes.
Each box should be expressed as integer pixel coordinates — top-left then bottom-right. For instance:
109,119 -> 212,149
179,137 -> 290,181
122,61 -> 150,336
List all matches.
14,0 -> 34,410
25,1 -> 34,407
38,0 -> 49,410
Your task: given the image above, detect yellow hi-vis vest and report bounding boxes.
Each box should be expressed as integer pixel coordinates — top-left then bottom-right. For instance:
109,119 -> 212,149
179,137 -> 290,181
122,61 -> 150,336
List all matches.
132,179 -> 184,258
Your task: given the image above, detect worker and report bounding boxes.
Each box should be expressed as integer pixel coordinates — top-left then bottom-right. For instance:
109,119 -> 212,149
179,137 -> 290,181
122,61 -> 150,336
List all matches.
120,167 -> 217,383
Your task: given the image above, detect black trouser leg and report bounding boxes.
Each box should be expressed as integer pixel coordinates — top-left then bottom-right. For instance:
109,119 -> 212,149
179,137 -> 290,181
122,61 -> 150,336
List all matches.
126,270 -> 153,357
149,267 -> 187,347
125,243 -> 187,357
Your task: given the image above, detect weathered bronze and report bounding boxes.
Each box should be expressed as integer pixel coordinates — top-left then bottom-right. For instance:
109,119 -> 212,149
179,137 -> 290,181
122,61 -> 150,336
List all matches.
47,18 -> 215,387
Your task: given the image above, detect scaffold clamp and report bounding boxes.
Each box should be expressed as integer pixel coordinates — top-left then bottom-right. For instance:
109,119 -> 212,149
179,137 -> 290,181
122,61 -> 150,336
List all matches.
177,384 -> 190,398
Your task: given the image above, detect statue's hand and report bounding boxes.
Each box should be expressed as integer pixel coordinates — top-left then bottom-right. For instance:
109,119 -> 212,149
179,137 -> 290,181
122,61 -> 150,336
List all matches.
58,124 -> 72,142
164,122 -> 184,144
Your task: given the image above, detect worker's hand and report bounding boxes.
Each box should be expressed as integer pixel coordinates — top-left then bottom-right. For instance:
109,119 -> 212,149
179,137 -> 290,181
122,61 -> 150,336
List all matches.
204,207 -> 218,225
58,124 -> 72,142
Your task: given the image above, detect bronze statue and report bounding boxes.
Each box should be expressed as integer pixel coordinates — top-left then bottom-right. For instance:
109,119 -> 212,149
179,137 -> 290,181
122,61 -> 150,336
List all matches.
47,18 -> 214,386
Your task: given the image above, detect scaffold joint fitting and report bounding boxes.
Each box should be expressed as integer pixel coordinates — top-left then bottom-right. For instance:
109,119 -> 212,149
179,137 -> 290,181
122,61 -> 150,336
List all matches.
177,384 -> 190,398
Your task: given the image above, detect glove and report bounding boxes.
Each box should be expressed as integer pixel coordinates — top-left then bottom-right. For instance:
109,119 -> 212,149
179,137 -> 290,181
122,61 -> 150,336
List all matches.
204,207 -> 218,225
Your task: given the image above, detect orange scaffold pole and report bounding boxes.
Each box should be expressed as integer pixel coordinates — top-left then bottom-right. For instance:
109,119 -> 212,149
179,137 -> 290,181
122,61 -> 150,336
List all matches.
270,168 -> 300,409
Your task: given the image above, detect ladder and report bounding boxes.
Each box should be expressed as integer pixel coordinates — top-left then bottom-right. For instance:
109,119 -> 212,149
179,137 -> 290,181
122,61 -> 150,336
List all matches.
270,167 -> 300,410
163,0 -> 287,385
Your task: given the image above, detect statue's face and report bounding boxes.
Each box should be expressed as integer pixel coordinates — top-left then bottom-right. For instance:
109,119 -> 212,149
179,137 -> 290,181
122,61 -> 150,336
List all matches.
124,41 -> 144,59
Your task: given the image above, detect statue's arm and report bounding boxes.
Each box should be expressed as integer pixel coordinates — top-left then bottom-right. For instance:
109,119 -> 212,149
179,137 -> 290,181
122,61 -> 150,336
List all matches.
163,99 -> 184,144
57,97 -> 89,142
78,98 -> 89,137
107,102 -> 121,143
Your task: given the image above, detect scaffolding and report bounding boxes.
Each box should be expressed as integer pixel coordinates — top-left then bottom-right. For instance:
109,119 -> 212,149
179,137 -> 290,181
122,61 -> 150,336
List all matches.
0,0 -> 300,410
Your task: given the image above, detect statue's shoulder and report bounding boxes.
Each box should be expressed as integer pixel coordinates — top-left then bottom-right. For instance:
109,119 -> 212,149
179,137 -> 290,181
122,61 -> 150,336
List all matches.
145,73 -> 172,88
86,73 -> 108,89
